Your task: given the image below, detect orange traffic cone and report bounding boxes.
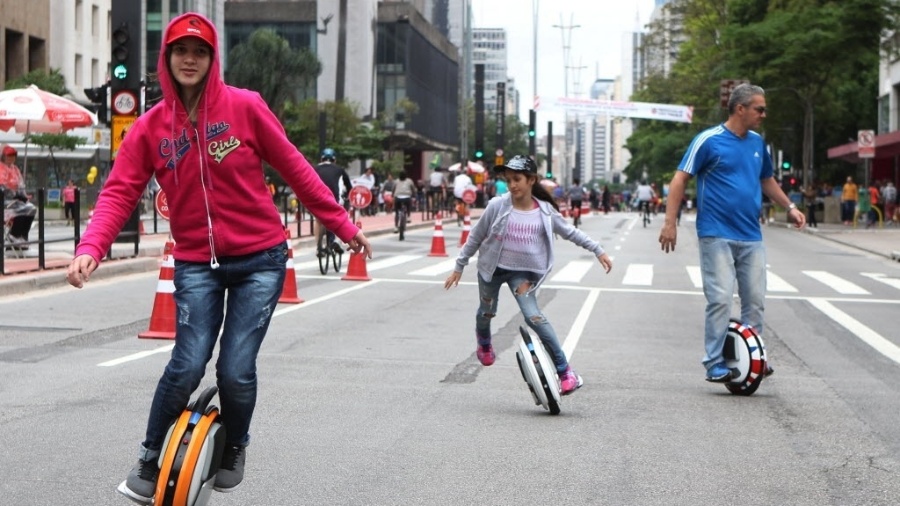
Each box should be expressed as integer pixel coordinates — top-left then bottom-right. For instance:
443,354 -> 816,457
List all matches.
342,222 -> 371,281
279,228 -> 304,303
139,241 -> 177,340
429,212 -> 448,257
458,213 -> 471,247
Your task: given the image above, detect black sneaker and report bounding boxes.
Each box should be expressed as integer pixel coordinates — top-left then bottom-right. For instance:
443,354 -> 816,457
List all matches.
117,458 -> 159,504
214,444 -> 246,492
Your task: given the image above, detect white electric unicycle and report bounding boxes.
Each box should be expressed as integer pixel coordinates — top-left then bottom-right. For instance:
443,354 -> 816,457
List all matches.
515,326 -> 562,415
118,386 -> 226,506
722,319 -> 768,396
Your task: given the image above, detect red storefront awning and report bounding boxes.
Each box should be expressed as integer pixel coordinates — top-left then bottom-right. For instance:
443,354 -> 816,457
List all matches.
827,130 -> 900,163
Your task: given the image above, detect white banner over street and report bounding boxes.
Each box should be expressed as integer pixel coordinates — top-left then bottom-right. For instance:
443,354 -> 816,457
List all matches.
535,96 -> 693,123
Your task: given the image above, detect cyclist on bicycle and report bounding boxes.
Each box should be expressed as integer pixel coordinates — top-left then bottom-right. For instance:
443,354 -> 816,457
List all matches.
636,180 -> 656,220
452,169 -> 474,218
567,178 -> 584,223
392,172 -> 416,233
313,148 -> 352,257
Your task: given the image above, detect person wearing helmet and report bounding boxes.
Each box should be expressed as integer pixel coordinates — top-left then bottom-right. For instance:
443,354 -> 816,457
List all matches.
313,148 -> 352,255
444,155 -> 613,396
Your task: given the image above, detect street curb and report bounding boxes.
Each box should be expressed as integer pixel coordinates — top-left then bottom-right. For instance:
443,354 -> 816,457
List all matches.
0,256 -> 161,298
800,227 -> 895,261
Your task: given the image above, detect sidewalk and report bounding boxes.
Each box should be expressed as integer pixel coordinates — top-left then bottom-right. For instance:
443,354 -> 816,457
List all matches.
0,207 -> 480,297
792,221 -> 900,261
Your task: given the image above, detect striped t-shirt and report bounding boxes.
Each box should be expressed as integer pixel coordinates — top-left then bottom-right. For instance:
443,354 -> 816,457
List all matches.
497,207 -> 548,275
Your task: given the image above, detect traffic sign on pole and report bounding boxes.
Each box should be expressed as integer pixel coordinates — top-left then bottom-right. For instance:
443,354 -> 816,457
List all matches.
858,129 -> 875,159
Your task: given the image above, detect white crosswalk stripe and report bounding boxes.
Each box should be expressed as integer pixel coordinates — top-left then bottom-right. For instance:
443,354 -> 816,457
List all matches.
411,258 -> 458,276
622,263 -> 653,286
367,255 -> 421,272
686,266 -> 703,288
550,260 -> 594,283
861,272 -> 900,290
766,270 -> 798,292
291,249 -> 900,297
802,270 -> 870,295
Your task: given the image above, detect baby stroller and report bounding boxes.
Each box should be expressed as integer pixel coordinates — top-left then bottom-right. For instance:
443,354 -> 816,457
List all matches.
3,189 -> 37,254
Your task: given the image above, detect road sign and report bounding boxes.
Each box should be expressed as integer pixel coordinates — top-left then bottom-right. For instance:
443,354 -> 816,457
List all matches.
155,190 -> 170,220
720,79 -> 750,109
462,188 -> 477,205
858,129 -> 875,159
348,185 -> 372,209
111,114 -> 136,160
112,90 -> 138,115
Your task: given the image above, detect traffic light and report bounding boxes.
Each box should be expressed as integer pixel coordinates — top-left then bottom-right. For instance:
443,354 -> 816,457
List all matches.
528,109 -> 536,157
545,171 -> 553,179
83,83 -> 109,125
474,149 -> 484,159
110,3 -> 142,93
781,160 -> 791,173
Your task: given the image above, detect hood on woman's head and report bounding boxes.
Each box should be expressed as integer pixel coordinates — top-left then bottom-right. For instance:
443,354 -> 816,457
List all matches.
2,145 -> 17,157
157,13 -> 222,107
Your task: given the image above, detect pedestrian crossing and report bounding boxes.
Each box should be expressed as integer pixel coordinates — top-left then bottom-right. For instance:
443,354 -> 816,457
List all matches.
292,251 -> 900,297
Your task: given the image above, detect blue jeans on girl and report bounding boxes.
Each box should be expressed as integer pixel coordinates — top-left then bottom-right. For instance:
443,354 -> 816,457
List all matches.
476,268 -> 569,374
137,244 -> 286,460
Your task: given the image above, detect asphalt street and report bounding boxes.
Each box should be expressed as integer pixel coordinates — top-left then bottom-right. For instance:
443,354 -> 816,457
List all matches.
1,211 -> 900,505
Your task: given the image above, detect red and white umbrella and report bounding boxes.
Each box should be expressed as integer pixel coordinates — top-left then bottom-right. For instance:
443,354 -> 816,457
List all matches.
0,84 -> 98,133
0,84 -> 98,177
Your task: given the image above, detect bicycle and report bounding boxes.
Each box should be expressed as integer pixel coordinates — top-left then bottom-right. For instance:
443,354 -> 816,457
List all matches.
571,202 -> 582,228
316,229 -> 343,275
641,200 -> 651,228
394,197 -> 411,241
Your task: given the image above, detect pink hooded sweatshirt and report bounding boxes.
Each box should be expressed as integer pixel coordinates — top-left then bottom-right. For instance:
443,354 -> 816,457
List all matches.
77,13 -> 357,266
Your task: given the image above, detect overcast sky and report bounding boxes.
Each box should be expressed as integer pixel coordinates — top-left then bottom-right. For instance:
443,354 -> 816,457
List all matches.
470,0 -> 657,133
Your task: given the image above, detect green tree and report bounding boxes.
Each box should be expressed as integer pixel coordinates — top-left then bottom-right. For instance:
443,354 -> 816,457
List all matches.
226,29 -> 322,118
282,99 -> 387,168
628,0 -> 900,188
24,132 -> 88,188
4,68 -> 69,95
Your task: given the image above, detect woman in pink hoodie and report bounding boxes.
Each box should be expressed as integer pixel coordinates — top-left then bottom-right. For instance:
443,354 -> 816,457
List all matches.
66,13 -> 371,503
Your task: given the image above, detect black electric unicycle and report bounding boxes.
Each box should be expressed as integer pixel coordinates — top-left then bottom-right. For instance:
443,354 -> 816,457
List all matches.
722,319 -> 768,396
515,326 -> 563,415
118,386 -> 226,506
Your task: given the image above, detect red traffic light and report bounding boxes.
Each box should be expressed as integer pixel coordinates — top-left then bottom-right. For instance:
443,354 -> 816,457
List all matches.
789,177 -> 797,185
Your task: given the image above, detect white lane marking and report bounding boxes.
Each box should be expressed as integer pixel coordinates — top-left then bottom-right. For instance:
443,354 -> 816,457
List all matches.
766,270 -> 798,292
98,344 -> 174,367
98,281 -> 379,366
622,263 -> 653,286
686,265 -> 703,288
410,258 -> 458,276
803,270 -> 870,295
808,298 -> 900,365
550,260 -> 594,283
562,288 -> 601,360
860,272 -> 900,291
366,255 -> 421,272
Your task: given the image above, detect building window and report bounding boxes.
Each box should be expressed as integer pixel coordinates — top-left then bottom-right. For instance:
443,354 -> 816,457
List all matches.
92,5 -> 100,37
92,58 -> 99,87
76,0 -> 83,31
75,54 -> 83,87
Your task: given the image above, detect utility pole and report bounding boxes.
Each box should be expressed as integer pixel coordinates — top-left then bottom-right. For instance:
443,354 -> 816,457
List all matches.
553,14 -> 580,184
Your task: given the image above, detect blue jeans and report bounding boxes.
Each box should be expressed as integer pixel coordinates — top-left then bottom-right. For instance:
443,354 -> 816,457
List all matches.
699,237 -> 766,370
138,244 -> 287,459
476,269 -> 569,374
